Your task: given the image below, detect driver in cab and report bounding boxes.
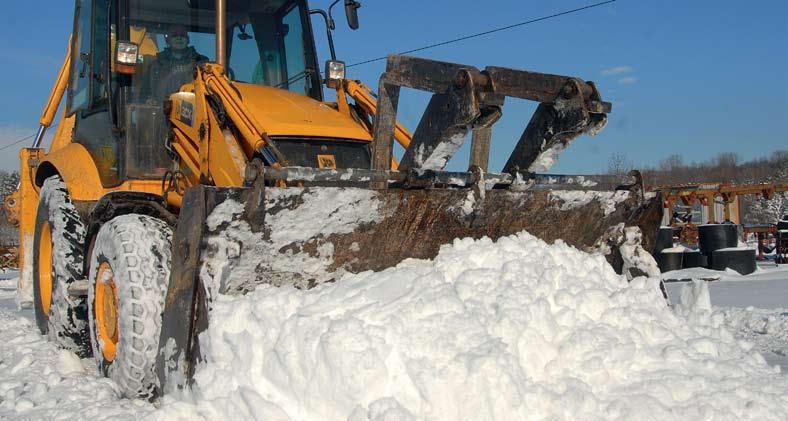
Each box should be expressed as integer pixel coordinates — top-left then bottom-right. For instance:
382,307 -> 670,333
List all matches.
145,25 -> 208,102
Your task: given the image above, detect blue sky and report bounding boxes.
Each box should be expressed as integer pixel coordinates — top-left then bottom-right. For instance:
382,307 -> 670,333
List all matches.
0,0 -> 786,174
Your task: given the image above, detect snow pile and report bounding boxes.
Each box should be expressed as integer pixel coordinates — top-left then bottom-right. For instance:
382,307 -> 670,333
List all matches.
548,190 -> 630,216
158,232 -> 788,420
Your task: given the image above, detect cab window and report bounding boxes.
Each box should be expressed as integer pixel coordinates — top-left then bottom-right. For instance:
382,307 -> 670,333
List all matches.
67,0 -> 93,113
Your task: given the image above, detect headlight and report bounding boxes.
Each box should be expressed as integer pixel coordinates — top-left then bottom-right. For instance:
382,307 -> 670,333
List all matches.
115,42 -> 139,74
325,60 -> 345,89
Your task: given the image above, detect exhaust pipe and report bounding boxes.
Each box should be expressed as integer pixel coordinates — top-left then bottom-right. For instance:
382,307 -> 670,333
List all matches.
215,0 -> 226,67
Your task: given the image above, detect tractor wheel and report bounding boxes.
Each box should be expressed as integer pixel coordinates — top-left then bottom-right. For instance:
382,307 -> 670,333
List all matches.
32,175 -> 91,357
87,214 -> 172,398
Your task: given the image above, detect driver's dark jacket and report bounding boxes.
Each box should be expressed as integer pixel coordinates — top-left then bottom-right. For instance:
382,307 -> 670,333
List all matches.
144,47 -> 208,101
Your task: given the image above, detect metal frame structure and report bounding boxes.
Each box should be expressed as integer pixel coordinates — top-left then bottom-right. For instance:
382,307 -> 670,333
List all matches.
656,181 -> 788,224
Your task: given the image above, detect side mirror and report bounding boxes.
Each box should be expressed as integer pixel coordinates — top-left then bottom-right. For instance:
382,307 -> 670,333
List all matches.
344,0 -> 361,30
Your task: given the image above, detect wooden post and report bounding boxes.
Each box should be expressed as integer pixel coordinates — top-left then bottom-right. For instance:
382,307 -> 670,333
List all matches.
706,194 -> 717,223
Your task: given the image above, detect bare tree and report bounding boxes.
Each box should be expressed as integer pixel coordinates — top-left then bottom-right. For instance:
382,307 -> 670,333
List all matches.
607,152 -> 633,179
0,171 -> 19,247
658,154 -> 681,171
742,193 -> 786,225
642,150 -> 786,188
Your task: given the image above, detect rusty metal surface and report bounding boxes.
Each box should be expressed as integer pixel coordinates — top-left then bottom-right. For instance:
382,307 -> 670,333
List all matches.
258,166 -> 638,192
469,127 -> 492,171
383,55 -> 477,94
373,55 -> 610,175
210,186 -> 663,285
371,76 -> 400,172
382,56 -> 611,111
317,189 -> 661,274
398,76 -> 480,171
502,99 -> 606,173
156,186 -> 208,395
503,77 -> 608,173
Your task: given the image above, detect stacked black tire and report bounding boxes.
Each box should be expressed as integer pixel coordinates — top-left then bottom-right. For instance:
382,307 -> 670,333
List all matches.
656,251 -> 683,272
655,224 -> 757,274
699,224 -> 755,275
654,227 -> 682,272
682,250 -> 708,268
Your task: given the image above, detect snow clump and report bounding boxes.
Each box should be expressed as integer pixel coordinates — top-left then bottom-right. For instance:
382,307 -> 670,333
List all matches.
549,190 -> 630,216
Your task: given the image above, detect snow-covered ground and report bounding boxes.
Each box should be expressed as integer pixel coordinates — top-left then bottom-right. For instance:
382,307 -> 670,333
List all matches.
665,264 -> 788,374
1,233 -> 787,420
0,271 -> 156,419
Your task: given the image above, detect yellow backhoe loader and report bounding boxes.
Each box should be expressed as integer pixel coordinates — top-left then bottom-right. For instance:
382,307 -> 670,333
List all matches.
5,0 -> 662,399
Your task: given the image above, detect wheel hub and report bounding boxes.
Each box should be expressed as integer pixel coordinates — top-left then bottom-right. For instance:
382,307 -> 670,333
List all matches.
95,262 -> 119,362
38,221 -> 53,315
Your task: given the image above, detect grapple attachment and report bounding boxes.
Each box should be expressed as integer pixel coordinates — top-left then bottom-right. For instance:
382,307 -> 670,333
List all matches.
368,55 -> 610,175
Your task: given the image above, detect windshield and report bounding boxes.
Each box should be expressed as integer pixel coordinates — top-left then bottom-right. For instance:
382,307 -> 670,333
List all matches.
127,0 -> 320,102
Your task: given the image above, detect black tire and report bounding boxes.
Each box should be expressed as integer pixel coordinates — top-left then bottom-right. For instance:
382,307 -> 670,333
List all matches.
87,214 -> 172,399
32,175 -> 91,357
711,248 -> 756,275
698,224 -> 737,255
682,251 -> 708,268
656,251 -> 683,272
654,227 -> 674,254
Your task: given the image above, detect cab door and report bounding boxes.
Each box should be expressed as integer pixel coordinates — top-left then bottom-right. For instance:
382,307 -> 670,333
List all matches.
67,0 -> 120,187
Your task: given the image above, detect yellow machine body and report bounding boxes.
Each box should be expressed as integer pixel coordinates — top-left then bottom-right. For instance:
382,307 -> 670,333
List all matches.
5,0 -> 667,399
10,41 -> 405,272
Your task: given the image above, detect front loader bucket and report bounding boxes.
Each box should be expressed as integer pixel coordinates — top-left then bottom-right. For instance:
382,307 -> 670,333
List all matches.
156,54 -> 659,394
157,174 -> 662,394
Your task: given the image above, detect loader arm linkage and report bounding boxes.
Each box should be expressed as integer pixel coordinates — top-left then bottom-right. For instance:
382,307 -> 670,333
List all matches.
341,79 -> 413,150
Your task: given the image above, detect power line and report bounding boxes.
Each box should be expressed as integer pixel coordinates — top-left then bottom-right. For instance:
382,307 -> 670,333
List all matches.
347,0 -> 616,68
0,133 -> 35,152
0,2 -> 615,147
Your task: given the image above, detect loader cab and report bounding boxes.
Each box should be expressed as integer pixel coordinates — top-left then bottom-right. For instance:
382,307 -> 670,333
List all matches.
66,0 -> 322,187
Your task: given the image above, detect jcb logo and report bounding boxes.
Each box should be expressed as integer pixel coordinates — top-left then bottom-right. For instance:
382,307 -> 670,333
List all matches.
317,154 -> 337,169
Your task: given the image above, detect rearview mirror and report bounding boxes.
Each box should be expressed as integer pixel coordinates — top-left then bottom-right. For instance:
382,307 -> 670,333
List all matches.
344,0 -> 361,30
